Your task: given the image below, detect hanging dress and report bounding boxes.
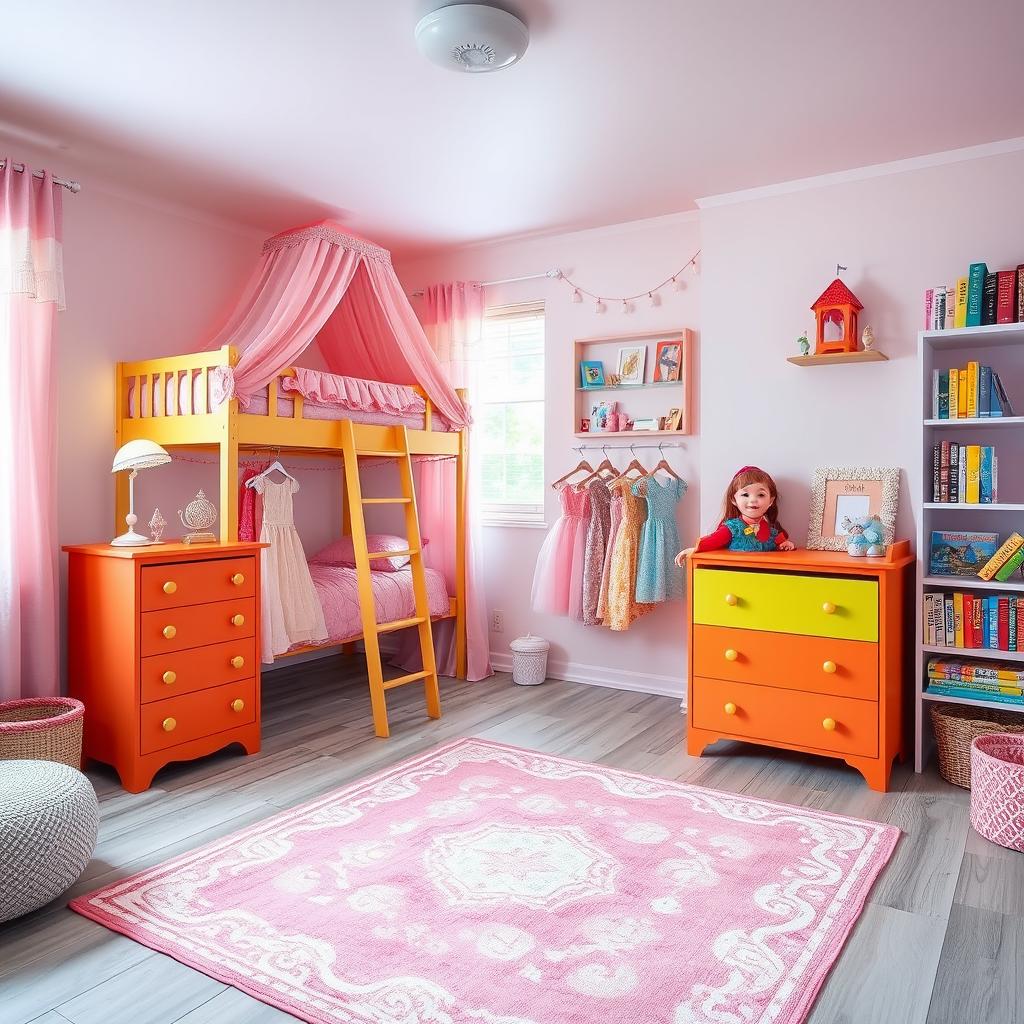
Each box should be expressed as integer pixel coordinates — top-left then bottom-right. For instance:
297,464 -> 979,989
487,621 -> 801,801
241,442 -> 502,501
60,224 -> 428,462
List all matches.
532,483 -> 591,617
605,477 -> 654,631
597,476 -> 634,624
253,476 -> 328,660
582,477 -> 612,626
635,475 -> 687,603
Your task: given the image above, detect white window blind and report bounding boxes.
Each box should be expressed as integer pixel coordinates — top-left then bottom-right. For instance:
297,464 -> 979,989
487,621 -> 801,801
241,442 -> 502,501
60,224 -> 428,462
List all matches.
478,302 -> 545,526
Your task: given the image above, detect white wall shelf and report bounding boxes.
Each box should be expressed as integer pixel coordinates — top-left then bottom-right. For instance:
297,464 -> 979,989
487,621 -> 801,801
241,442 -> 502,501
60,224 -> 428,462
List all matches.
916,323 -> 1024,773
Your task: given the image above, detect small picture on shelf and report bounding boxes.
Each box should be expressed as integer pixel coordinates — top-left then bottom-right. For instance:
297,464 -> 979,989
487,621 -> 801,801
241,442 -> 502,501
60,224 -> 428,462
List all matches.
632,417 -> 660,431
580,360 -> 605,389
580,418 -> 590,433
617,346 -> 646,385
653,341 -> 682,382
928,530 -> 998,577
664,408 -> 682,431
589,400 -> 617,432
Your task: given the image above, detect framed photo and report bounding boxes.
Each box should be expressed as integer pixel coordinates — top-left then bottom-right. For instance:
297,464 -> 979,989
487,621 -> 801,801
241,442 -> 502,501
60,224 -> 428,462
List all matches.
664,408 -> 682,430
580,360 -> 605,389
617,346 -> 647,385
807,466 -> 900,551
654,341 -> 682,382
580,418 -> 590,433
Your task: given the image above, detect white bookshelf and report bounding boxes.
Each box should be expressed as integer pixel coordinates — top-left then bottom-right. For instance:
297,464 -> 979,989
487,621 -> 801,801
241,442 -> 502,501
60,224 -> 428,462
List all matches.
916,323 -> 1024,772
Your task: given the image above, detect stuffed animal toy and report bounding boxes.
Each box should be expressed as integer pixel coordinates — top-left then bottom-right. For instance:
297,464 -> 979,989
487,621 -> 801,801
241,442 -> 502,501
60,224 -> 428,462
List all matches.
842,514 -> 886,557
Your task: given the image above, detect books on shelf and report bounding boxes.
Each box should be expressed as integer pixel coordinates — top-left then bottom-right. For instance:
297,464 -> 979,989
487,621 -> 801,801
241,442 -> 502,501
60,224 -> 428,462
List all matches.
926,260 -> 1024,330
923,593 -> 1024,651
929,445 -> 997,502
928,531 -> 998,575
930,364 -> 1015,419
978,533 -> 1024,580
926,657 -> 1024,704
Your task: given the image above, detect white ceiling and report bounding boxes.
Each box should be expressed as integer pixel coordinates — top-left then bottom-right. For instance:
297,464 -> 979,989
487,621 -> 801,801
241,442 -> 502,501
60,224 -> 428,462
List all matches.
3,0 -> 1024,256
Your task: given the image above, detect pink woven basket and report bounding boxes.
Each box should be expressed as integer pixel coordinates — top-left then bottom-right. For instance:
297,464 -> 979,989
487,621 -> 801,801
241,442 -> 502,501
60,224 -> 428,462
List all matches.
0,697 -> 85,768
970,733 -> 1024,853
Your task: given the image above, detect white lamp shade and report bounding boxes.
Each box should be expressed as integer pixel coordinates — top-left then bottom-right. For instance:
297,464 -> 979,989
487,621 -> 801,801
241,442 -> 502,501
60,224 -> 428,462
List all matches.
112,439 -> 171,473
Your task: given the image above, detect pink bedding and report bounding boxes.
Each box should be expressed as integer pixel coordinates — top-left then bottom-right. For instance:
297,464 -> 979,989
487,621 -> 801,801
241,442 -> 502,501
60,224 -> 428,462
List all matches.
126,368 -> 453,431
304,563 -> 450,648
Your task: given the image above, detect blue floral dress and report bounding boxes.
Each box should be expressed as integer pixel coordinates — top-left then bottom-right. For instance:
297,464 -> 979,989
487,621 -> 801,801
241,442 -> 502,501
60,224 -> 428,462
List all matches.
634,476 -> 687,603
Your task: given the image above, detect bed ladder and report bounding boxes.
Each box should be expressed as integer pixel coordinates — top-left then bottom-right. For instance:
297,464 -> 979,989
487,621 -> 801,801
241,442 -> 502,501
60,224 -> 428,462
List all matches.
339,420 -> 441,738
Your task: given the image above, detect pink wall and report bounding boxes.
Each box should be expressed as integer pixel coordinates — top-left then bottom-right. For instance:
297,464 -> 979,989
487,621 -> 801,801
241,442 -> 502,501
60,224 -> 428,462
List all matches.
698,148 -> 1024,550
399,214 -> 702,697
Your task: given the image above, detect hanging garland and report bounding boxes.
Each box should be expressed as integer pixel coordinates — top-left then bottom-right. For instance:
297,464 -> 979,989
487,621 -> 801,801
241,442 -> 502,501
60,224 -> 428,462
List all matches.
561,249 -> 700,314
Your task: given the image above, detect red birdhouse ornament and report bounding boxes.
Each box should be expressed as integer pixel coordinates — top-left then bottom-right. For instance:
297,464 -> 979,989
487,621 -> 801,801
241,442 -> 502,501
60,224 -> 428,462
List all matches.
811,277 -> 863,355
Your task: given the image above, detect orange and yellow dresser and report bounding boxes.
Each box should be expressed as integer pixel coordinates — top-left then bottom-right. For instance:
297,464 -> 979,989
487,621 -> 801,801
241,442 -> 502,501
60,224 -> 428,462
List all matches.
686,543 -> 913,791
64,542 -> 265,792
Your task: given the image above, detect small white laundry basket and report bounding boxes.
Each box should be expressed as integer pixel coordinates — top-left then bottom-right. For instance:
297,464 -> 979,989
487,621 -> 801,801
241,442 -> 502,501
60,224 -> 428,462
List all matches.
509,634 -> 550,686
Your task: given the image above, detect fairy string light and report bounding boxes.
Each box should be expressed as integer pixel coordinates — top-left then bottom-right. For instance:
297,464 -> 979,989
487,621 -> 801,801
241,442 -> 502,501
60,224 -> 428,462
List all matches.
565,249 -> 700,314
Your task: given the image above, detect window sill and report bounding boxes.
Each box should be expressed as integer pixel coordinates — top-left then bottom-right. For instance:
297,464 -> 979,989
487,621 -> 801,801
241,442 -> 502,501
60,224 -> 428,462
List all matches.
482,519 -> 548,530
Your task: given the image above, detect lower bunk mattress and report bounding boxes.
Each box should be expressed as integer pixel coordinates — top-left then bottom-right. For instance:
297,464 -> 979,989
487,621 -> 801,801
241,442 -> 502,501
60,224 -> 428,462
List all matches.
299,563 -> 451,651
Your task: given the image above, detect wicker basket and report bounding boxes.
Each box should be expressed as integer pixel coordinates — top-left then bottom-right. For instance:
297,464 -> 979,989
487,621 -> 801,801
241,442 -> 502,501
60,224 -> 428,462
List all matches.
509,634 -> 550,686
929,703 -> 1024,788
0,698 -> 85,768
970,733 -> 1024,852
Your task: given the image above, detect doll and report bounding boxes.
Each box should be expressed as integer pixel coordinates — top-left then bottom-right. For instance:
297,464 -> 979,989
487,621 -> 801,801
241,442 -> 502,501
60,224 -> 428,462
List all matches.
675,466 -> 795,564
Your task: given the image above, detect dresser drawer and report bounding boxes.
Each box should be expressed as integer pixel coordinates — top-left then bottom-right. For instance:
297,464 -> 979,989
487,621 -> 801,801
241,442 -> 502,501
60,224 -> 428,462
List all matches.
141,556 -> 256,612
692,624 -> 878,700
691,676 -> 878,758
141,598 -> 256,656
693,568 -> 878,642
141,638 -> 257,704
140,678 -> 256,755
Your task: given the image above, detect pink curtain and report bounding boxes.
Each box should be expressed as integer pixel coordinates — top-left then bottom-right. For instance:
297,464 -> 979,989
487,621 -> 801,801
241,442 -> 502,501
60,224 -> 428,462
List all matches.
0,162 -> 64,700
395,282 -> 491,680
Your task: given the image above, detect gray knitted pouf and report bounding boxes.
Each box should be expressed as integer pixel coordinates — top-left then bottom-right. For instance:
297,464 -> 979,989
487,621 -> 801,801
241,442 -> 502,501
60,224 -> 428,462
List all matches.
0,760 -> 99,923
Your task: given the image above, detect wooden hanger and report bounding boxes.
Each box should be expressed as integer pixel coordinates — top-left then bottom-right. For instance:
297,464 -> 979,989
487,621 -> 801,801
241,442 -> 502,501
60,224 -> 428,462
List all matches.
551,458 -> 594,489
244,459 -> 297,488
610,446 -> 649,484
577,448 -> 621,487
647,447 -> 683,481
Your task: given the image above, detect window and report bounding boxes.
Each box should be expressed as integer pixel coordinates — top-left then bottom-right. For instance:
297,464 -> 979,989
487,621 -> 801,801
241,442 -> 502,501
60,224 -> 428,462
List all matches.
477,302 -> 545,526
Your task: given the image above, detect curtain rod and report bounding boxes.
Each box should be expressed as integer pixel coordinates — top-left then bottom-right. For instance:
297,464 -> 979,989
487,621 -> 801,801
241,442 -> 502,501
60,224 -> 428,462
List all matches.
0,160 -> 81,194
574,442 -> 686,451
409,269 -> 561,298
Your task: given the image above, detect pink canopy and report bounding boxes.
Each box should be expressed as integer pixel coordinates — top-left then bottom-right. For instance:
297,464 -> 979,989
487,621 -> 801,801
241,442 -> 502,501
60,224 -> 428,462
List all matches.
201,221 -> 488,680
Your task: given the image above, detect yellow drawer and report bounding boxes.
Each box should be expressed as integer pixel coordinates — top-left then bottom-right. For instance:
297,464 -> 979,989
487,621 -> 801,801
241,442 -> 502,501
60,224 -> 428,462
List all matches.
693,568 -> 878,642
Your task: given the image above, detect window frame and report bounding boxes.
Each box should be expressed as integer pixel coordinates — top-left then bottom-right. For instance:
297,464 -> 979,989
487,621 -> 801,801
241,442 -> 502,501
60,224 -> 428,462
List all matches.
477,301 -> 546,529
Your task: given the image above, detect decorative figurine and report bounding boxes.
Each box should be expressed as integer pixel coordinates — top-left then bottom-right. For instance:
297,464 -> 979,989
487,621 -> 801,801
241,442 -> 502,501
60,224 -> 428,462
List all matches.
148,507 -> 167,544
842,514 -> 886,557
810,271 -> 864,355
178,489 -> 218,544
797,332 -> 810,356
861,324 -> 876,350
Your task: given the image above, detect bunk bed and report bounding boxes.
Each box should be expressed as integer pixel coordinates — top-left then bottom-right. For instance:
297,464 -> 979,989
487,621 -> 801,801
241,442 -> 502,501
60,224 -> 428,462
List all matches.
113,222 -> 475,738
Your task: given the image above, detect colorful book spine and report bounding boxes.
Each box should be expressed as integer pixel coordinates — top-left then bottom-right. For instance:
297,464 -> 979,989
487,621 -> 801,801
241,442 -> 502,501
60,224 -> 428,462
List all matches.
999,597 -> 1010,651
982,271 -> 999,325
940,440 -> 950,501
938,370 -> 950,419
967,361 -> 979,418
958,445 -> 966,503
949,442 -> 959,503
973,595 -> 983,648
932,444 -> 941,501
979,533 -> 1024,580
926,684 -> 1024,705
995,544 -> 1024,582
989,598 -> 999,648
992,372 -> 1015,416
965,445 -> 980,503
997,270 -> 1017,324
944,595 -> 955,646
1011,596 -> 1018,652
958,372 -> 967,420
980,446 -> 994,503
982,597 -> 991,648
954,592 -> 964,648
930,658 -> 1024,683
963,594 -> 975,647
1018,265 -> 1024,323
954,276 -> 968,328
945,285 -> 956,330
994,455 -> 999,502
924,288 -> 934,330
967,262 -> 987,326
979,364 -> 991,418
1017,600 -> 1024,653
949,368 -> 960,418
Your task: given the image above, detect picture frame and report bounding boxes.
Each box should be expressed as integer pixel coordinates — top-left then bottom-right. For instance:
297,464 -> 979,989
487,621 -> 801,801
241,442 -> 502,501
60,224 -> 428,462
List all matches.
653,340 -> 683,382
632,417 -> 660,431
664,407 -> 682,431
616,346 -> 647,385
807,466 -> 900,551
580,418 -> 590,433
579,360 -> 605,389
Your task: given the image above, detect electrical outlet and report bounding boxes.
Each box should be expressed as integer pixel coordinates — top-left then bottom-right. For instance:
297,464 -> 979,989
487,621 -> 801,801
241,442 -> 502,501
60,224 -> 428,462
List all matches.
491,609 -> 504,633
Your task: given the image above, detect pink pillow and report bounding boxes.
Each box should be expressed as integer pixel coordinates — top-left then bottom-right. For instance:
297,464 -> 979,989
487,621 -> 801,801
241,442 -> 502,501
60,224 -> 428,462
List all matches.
311,534 -> 426,572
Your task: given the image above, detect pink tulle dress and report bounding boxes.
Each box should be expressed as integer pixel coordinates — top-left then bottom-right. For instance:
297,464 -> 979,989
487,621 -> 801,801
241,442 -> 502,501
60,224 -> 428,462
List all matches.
531,483 -> 592,617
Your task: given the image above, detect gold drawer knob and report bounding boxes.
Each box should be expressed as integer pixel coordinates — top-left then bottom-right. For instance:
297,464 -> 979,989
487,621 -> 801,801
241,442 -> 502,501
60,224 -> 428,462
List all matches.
822,717 -> 837,732
231,699 -> 245,713
724,648 -> 739,662
162,625 -> 177,639
162,580 -> 177,595
230,655 -> 245,669
724,593 -> 738,606
822,601 -> 836,615
231,614 -> 245,627
724,702 -> 737,716
162,670 -> 176,685
231,573 -> 245,586
162,717 -> 177,732
822,660 -> 837,674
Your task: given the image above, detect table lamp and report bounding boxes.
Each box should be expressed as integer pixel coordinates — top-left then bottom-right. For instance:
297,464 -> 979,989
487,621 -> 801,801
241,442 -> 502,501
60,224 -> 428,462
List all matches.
111,440 -> 171,546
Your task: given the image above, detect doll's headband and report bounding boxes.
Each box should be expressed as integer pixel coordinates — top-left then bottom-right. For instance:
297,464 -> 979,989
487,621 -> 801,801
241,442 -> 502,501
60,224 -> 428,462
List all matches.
735,465 -> 764,476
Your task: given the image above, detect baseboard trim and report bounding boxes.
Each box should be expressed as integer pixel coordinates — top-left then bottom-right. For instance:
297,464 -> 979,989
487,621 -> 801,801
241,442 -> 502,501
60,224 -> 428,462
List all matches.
489,652 -> 685,700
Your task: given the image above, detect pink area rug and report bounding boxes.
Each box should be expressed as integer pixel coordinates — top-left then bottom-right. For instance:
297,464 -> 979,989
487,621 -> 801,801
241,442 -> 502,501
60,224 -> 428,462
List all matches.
71,738 -> 899,1024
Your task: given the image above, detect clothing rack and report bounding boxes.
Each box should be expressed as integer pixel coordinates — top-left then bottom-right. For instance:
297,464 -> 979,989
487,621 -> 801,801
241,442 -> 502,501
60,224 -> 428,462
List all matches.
573,442 -> 686,454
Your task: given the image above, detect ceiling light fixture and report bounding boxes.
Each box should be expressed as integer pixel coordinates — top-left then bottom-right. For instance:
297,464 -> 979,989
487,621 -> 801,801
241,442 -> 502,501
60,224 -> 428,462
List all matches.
415,4 -> 529,73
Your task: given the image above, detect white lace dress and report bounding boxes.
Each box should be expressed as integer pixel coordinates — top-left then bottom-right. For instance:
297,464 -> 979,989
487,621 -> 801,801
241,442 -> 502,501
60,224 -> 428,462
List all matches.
253,476 -> 328,660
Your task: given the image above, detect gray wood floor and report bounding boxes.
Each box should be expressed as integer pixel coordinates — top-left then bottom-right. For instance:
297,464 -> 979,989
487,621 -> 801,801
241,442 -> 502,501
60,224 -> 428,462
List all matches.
1,657 -> 1017,1024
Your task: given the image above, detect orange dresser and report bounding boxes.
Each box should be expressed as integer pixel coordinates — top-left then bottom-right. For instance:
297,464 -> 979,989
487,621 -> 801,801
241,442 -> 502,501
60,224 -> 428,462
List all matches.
686,543 -> 913,791
63,542 -> 265,792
